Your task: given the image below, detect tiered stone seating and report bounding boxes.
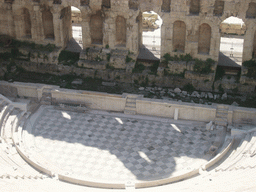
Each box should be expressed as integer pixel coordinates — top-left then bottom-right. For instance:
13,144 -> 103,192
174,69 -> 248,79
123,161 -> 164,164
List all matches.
215,131 -> 256,171
0,95 -> 46,179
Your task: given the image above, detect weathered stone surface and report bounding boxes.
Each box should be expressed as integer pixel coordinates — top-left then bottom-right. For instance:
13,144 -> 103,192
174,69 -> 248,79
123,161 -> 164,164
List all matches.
208,92 -> 214,99
221,93 -> 228,100
174,88 -> 181,93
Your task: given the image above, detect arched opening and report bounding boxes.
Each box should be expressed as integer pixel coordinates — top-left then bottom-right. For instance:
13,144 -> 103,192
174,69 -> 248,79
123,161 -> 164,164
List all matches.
116,16 -> 126,46
173,20 -> 186,53
80,0 -> 89,6
198,23 -> 211,54
246,3 -> 256,19
42,9 -> 54,39
253,31 -> 256,58
161,0 -> 171,12
218,17 -> 245,68
213,0 -> 224,16
90,11 -> 103,45
138,11 -> 162,60
129,0 -> 139,10
189,0 -> 200,15
102,0 -> 111,8
64,6 -> 83,52
23,8 -> 31,38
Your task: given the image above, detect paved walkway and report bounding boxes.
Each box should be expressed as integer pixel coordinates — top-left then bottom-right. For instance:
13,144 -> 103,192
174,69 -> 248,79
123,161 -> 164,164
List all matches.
29,106 -> 216,183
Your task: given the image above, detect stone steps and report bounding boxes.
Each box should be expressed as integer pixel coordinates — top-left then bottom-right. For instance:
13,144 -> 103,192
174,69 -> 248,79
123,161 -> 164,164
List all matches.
228,132 -> 256,170
124,96 -> 137,115
40,89 -> 52,105
215,132 -> 256,171
215,105 -> 229,127
0,104 -> 14,137
0,142 -> 45,179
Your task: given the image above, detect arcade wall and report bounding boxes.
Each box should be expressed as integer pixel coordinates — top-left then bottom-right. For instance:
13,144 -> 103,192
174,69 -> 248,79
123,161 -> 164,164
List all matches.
1,0 -> 256,62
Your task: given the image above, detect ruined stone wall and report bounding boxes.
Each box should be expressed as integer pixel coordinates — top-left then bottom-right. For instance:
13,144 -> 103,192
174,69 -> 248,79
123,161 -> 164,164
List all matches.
1,0 -> 256,62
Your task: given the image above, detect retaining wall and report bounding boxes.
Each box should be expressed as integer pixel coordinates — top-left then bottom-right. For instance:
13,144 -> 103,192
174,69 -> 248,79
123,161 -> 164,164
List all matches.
1,81 -> 256,125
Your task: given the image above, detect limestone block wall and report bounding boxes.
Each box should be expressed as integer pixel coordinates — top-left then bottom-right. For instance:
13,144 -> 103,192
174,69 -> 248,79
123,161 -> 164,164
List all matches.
1,0 -> 256,62
1,81 -> 256,125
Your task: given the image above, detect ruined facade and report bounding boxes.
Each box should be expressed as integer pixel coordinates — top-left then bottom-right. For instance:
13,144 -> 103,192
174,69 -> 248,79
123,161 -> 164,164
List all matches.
1,0 -> 256,62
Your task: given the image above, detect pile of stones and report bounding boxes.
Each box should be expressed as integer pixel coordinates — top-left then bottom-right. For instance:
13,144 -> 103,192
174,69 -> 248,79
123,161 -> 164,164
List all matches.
138,86 -> 247,106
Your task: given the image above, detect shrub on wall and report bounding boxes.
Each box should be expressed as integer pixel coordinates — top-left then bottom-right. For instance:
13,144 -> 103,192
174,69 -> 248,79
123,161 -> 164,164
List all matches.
58,50 -> 80,66
193,58 -> 214,74
132,62 -> 145,73
243,59 -> 256,79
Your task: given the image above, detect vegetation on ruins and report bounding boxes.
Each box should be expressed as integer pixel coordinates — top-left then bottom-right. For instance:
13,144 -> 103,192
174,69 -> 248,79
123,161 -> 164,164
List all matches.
164,69 -> 186,78
106,63 -> 115,70
162,53 -> 193,65
193,58 -> 214,74
132,62 -> 145,73
215,66 -> 225,80
149,61 -> 159,75
243,59 -> 256,79
183,83 -> 195,93
58,50 -> 80,66
0,36 -> 56,52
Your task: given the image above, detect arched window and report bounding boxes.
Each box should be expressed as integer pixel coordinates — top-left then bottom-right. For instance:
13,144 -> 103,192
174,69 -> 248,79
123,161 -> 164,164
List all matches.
102,0 -> 110,8
116,16 -> 126,46
253,31 -> 256,58
246,3 -> 256,18
213,0 -> 224,16
162,0 -> 171,12
23,8 -> 31,37
129,0 -> 139,10
173,21 -> 186,52
42,9 -> 54,39
90,11 -> 103,44
80,0 -> 89,6
198,23 -> 211,54
190,0 -> 200,15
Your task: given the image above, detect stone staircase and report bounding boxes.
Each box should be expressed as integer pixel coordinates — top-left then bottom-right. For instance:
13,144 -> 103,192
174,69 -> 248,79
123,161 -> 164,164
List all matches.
0,96 -> 47,179
40,89 -> 52,105
124,95 -> 137,115
215,131 -> 256,171
215,105 -> 229,127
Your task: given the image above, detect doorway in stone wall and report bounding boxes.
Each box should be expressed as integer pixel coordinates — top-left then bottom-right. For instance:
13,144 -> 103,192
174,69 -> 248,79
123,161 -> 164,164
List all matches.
65,6 -> 83,52
137,11 -> 162,61
218,16 -> 245,70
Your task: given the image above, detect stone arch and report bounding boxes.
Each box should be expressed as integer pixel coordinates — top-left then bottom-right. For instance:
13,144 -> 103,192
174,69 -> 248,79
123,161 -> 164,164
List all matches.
23,8 -> 32,37
190,0 -> 200,15
42,9 -> 54,39
246,3 -> 256,18
173,20 -> 186,52
116,16 -> 126,46
198,23 -> 211,54
213,0 -> 224,16
162,0 -> 170,12
80,0 -> 89,6
102,0 -> 111,8
90,11 -> 103,44
129,0 -> 139,10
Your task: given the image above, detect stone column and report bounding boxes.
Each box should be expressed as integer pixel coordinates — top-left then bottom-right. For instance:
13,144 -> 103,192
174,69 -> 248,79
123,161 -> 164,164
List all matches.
107,17 -> 115,48
243,21 -> 255,62
81,16 -> 91,49
161,19 -> 172,57
52,11 -> 62,47
32,5 -> 44,42
210,24 -> 221,61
